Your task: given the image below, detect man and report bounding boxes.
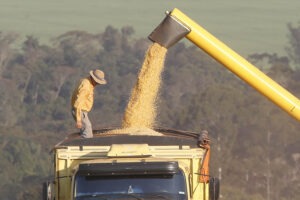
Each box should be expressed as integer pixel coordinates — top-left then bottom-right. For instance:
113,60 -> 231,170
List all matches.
71,69 -> 107,138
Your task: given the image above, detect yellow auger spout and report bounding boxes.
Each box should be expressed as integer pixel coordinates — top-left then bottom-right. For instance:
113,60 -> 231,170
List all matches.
149,8 -> 300,121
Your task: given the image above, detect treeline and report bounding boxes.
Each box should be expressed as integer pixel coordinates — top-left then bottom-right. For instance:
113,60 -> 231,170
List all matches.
0,23 -> 300,199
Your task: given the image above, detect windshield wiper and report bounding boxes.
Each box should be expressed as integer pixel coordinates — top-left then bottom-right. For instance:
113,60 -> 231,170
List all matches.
76,193 -> 143,200
75,194 -> 109,200
114,194 -> 144,200
150,195 -> 170,200
145,192 -> 187,200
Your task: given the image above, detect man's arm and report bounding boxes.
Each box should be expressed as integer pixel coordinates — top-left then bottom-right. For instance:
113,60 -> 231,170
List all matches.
75,108 -> 83,128
73,81 -> 90,128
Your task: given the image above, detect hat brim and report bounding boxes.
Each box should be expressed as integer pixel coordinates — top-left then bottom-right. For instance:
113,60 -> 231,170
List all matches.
90,70 -> 107,84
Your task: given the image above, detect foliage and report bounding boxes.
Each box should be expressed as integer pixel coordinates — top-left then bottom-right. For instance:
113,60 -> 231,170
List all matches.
287,22 -> 300,68
0,24 -> 299,199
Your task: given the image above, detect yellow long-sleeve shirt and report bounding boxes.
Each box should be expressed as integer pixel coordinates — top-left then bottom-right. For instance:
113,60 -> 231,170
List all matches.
71,77 -> 95,122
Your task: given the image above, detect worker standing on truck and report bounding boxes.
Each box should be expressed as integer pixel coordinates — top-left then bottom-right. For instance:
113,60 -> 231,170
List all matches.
71,69 -> 107,138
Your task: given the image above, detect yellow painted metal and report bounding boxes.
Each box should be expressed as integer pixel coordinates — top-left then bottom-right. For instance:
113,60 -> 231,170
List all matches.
170,8 -> 300,121
107,144 -> 151,157
54,146 -> 207,199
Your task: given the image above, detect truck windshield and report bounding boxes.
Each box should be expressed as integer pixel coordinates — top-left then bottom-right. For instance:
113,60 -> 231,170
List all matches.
74,170 -> 187,200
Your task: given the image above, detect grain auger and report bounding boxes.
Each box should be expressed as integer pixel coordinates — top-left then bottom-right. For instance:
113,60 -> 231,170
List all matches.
149,8 -> 300,121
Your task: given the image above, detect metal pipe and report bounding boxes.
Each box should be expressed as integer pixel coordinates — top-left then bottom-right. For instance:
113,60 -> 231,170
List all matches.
151,8 -> 300,121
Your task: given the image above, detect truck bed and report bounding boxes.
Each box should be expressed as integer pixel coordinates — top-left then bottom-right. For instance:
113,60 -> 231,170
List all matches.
55,128 -> 201,148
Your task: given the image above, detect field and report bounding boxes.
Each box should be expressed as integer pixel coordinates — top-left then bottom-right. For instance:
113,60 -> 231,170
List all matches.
0,0 -> 299,57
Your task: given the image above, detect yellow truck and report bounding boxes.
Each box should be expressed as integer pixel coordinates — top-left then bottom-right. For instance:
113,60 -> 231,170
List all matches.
44,129 -> 217,200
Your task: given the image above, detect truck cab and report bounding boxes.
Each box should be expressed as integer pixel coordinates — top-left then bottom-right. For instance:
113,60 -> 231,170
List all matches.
43,128 -> 219,200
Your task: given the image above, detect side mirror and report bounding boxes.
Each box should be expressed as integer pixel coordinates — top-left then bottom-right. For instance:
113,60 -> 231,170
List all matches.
42,181 -> 53,200
209,177 -> 220,200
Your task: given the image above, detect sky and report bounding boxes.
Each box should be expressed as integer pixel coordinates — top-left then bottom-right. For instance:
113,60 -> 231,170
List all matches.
0,0 -> 299,57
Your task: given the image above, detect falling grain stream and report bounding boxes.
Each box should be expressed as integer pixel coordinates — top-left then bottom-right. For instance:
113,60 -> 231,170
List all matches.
105,43 -> 167,135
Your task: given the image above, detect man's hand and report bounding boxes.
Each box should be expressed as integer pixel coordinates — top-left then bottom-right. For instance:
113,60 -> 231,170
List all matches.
76,121 -> 82,129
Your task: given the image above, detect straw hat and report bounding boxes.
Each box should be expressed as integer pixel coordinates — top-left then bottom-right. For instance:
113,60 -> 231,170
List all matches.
90,69 -> 107,84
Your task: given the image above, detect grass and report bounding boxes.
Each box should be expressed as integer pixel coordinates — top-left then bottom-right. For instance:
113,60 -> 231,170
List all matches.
0,0 -> 299,56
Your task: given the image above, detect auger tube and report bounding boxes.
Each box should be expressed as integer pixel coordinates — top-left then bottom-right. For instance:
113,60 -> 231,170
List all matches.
150,8 -> 300,121
148,11 -> 190,48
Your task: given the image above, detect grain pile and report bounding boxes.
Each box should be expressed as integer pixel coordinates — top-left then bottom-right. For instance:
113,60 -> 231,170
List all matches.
104,42 -> 167,136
